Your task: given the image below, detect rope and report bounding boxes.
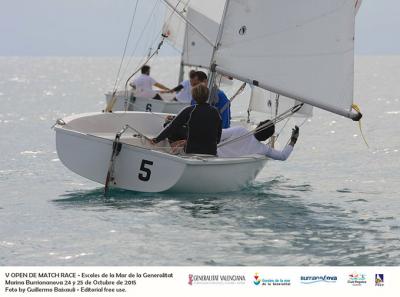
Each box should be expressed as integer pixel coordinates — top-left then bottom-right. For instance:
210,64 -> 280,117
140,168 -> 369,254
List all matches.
119,0 -> 160,82
229,82 -> 246,102
218,82 -> 246,115
275,112 -> 309,143
275,118 -> 290,141
106,0 -> 183,113
352,103 -> 369,148
121,124 -> 153,141
118,0 -> 187,112
105,0 -> 140,113
218,103 -> 303,148
122,39 -> 166,110
111,0 -> 140,94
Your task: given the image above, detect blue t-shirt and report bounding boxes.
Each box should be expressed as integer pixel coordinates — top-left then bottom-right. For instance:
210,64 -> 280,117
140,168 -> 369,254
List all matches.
191,89 -> 231,128
214,90 -> 231,128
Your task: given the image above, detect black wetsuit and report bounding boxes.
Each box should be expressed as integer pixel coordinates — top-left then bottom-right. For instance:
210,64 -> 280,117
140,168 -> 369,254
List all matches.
154,103 -> 222,155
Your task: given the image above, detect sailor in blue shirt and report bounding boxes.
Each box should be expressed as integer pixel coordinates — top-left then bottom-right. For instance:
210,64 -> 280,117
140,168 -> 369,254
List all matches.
213,89 -> 231,129
189,71 -> 231,129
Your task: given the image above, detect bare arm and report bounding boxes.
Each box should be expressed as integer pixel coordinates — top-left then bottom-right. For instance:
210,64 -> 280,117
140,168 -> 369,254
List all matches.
154,82 -> 170,91
153,107 -> 192,143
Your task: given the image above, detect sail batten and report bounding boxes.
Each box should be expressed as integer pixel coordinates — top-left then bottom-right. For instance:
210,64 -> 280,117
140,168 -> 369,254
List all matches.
213,0 -> 357,119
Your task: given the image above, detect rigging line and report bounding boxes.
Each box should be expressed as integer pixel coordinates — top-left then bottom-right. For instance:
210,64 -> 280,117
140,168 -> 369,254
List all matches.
107,37 -> 166,113
218,104 -> 303,148
164,0 -> 186,28
126,0 -> 184,82
112,0 -> 140,93
229,82 -> 246,102
161,0 -> 215,48
119,0 -> 182,112
276,116 -> 308,144
115,0 -> 188,112
123,39 -> 166,98
282,117 -> 309,147
119,0 -> 160,82
218,114 -> 286,148
275,118 -> 290,141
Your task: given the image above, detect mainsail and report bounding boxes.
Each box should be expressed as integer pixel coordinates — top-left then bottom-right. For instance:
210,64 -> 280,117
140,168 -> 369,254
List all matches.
213,0 -> 360,120
247,0 -> 362,119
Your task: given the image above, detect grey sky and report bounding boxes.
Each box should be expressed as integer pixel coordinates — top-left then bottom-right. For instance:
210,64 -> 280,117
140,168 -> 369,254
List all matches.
0,0 -> 399,56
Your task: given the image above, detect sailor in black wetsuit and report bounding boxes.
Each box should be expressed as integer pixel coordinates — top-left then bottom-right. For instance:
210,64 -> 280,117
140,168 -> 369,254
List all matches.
152,84 -> 222,155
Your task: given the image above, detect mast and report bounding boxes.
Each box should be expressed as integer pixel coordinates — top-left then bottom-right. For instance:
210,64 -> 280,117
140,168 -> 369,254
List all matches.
207,0 -> 230,104
178,60 -> 185,84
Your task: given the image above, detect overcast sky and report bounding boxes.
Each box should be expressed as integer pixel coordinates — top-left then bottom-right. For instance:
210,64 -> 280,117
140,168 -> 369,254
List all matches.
0,0 -> 399,56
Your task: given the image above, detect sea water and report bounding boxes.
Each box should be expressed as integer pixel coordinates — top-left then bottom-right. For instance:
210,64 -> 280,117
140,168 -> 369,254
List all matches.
0,56 -> 399,265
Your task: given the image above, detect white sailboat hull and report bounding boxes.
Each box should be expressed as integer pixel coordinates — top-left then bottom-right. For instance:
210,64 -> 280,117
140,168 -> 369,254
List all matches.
55,112 -> 267,193
105,90 -> 188,114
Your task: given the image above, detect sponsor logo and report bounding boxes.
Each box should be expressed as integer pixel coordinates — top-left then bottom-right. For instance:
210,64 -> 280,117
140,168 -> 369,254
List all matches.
375,274 -> 384,287
253,273 -> 291,286
300,275 -> 337,284
188,274 -> 246,286
188,274 -> 193,286
253,273 -> 261,286
347,273 -> 367,286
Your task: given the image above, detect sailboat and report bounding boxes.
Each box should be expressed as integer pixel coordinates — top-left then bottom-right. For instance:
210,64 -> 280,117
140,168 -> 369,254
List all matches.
104,0 -> 225,113
54,0 -> 363,193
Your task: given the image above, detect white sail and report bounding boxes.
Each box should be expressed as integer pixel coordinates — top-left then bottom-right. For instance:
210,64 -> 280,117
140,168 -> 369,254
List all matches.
163,0 -> 225,51
249,86 -> 313,118
189,0 -> 225,24
247,0 -> 362,119
214,0 -> 357,119
162,0 -> 190,50
182,7 -> 220,68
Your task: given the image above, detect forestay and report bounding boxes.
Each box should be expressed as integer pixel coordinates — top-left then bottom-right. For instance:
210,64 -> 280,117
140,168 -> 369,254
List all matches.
214,0 -> 357,119
163,0 -> 225,67
162,0 -> 190,50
